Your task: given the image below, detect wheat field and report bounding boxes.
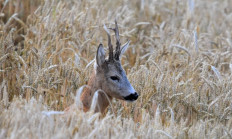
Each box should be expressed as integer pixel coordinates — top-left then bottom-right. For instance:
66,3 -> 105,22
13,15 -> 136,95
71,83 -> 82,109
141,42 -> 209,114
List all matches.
0,0 -> 232,138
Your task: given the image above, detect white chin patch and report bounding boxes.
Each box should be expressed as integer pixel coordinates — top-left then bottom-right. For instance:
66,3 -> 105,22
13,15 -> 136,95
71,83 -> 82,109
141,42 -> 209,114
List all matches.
124,98 -> 135,102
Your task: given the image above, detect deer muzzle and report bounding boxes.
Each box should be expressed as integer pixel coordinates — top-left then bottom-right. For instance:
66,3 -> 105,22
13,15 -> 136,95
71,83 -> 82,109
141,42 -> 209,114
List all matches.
123,92 -> 139,101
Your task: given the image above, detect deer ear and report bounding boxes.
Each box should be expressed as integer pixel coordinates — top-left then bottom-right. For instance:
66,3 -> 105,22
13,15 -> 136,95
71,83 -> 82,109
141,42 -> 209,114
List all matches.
96,44 -> 105,66
120,41 -> 130,57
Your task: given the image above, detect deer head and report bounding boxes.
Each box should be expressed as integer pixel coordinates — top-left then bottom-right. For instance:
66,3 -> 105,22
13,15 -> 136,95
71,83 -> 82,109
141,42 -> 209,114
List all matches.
95,20 -> 138,101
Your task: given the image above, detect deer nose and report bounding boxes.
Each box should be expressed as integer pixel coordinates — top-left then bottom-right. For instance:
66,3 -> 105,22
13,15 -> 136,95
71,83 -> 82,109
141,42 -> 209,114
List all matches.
124,92 -> 139,101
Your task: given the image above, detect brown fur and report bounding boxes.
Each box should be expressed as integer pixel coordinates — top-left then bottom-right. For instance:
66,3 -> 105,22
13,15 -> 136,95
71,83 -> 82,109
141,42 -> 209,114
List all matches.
80,72 -> 112,113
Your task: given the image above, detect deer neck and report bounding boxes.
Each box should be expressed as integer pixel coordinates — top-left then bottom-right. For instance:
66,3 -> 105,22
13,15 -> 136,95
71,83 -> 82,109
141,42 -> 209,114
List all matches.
80,72 -> 112,113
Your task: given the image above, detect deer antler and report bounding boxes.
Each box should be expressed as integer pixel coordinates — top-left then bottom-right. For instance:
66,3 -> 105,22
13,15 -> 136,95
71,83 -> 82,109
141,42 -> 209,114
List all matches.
103,24 -> 114,61
109,19 -> 121,60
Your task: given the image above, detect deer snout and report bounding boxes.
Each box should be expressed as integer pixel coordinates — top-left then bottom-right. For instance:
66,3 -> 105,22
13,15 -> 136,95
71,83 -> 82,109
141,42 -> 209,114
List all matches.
124,92 -> 138,101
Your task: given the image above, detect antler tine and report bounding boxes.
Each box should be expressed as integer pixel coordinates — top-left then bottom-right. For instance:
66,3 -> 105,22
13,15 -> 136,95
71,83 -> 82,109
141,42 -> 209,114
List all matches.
111,19 -> 121,60
103,24 -> 114,61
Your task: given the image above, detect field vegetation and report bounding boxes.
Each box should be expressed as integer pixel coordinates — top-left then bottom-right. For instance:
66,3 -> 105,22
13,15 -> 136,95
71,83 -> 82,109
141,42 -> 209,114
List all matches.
0,0 -> 232,138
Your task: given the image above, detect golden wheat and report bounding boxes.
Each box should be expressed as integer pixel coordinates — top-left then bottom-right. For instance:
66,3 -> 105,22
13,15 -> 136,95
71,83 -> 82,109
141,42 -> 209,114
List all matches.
0,0 -> 232,138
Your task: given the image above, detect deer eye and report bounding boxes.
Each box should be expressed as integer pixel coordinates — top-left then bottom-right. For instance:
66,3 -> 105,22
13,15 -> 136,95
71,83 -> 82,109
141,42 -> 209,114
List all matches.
110,76 -> 119,81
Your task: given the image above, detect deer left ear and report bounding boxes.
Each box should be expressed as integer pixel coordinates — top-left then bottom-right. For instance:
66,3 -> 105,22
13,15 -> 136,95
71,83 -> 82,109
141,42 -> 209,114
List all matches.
96,44 -> 105,66
119,41 -> 130,58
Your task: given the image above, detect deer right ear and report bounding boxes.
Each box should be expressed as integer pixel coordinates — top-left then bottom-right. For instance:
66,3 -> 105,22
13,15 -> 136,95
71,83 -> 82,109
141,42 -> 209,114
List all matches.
119,41 -> 130,58
96,44 -> 105,66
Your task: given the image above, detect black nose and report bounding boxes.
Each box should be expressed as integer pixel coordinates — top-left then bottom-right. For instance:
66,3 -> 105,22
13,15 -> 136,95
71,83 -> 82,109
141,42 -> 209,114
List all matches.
124,92 -> 139,101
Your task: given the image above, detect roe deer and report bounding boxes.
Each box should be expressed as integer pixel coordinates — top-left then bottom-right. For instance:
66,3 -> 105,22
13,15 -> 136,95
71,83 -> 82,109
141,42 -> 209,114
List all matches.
68,20 -> 138,114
